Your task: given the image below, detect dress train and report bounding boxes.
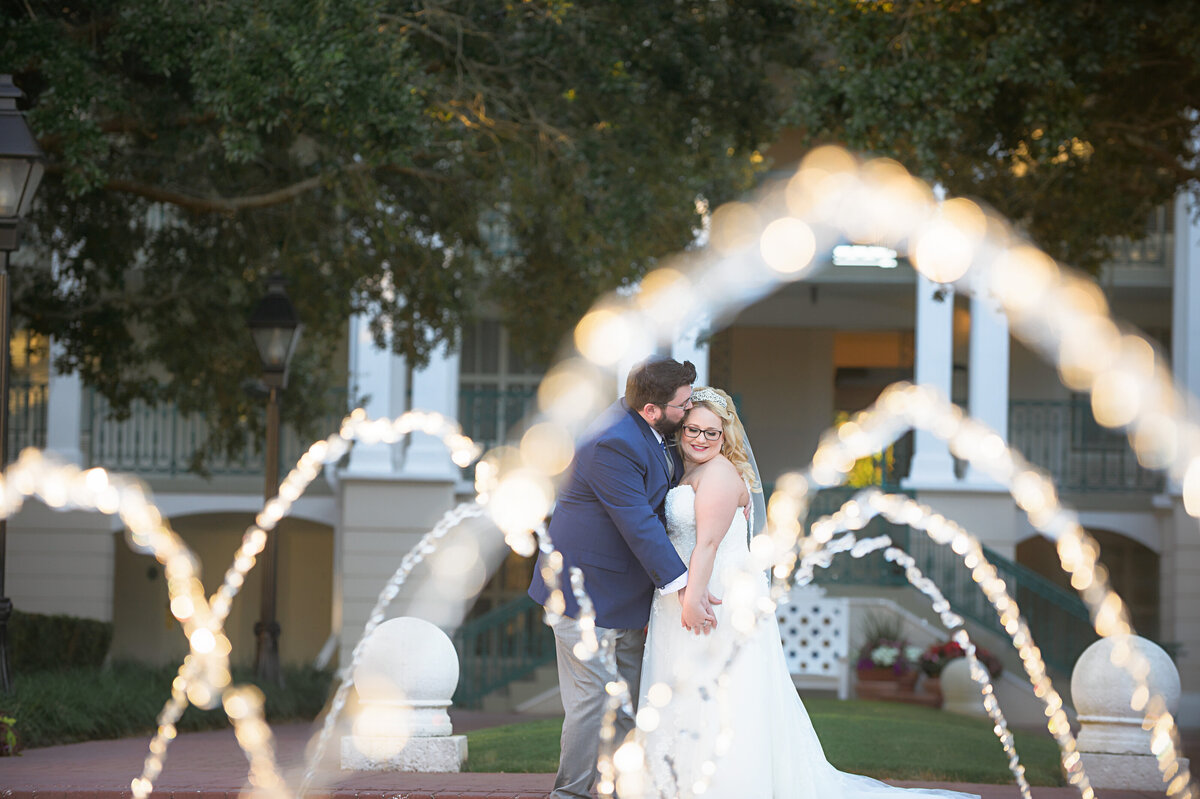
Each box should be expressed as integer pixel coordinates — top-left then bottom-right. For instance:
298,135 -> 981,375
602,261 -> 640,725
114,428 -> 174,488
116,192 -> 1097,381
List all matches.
638,485 -> 979,799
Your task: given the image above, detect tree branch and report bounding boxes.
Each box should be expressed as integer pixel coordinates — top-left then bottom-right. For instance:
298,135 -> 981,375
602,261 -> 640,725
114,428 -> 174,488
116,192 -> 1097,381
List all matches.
89,162 -> 447,214
104,174 -> 328,214
32,289 -> 190,321
1113,136 -> 1200,183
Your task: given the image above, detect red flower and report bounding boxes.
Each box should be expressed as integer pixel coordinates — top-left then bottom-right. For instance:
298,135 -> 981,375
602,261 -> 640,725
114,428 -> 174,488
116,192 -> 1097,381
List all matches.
918,640 -> 1002,679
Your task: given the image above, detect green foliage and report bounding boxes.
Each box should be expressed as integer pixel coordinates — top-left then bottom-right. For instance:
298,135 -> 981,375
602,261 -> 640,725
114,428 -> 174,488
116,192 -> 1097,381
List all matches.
834,411 -> 895,487
857,611 -> 906,648
5,661 -> 333,748
8,609 -> 113,673
788,0 -> 1200,272
3,1 -> 1199,467
2,1 -> 777,467
0,714 -> 18,756
464,699 -> 1065,784
854,611 -> 922,673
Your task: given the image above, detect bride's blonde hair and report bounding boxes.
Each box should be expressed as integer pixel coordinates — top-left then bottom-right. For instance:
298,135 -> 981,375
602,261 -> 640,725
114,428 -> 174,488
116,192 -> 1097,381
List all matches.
686,386 -> 761,492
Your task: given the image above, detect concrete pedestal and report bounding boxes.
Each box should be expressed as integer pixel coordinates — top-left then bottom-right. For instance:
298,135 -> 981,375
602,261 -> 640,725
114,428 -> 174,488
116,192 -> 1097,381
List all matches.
340,617 -> 466,773
341,734 -> 467,772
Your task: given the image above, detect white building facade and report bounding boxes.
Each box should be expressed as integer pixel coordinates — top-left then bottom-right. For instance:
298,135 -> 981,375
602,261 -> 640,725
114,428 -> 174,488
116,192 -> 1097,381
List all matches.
6,195 -> 1200,724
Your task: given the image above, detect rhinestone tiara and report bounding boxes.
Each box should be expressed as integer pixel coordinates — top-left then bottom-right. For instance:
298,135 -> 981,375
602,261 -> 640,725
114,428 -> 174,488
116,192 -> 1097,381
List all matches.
690,387 -> 728,409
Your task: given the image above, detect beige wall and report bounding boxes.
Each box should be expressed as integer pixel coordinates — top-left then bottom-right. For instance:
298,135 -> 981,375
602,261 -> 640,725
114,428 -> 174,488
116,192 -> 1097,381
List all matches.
338,477 -> 458,668
110,512 -> 334,667
334,477 -> 513,669
7,504 -> 115,620
722,326 -> 835,487
911,489 -> 1019,558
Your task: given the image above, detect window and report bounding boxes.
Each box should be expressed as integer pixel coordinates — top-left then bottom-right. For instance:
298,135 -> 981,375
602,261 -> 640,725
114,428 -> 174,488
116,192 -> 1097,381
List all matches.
9,331 -> 49,459
458,320 -> 545,454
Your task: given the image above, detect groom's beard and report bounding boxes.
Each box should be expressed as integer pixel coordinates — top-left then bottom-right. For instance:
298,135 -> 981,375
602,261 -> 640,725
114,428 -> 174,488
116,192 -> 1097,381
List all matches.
654,416 -> 683,438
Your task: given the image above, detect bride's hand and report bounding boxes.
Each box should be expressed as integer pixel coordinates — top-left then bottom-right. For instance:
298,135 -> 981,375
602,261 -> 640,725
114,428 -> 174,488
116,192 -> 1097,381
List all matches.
680,588 -> 717,635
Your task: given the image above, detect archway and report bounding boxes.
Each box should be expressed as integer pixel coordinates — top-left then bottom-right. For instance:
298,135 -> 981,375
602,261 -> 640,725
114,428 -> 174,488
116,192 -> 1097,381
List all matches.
1017,527 -> 1160,639
110,512 -> 334,666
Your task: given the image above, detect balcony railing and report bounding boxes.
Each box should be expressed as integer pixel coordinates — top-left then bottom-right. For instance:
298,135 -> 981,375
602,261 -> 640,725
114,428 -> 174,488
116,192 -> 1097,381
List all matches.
1103,204 -> 1173,273
1008,399 -> 1163,493
83,391 -> 346,479
5,378 -> 1168,495
837,401 -> 1162,494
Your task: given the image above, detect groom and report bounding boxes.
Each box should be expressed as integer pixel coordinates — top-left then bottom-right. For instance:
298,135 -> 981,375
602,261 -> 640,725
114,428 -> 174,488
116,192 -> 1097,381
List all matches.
528,356 -> 716,799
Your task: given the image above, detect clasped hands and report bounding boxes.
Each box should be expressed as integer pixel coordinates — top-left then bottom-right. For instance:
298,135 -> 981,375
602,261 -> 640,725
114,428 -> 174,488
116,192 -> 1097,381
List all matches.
680,586 -> 722,635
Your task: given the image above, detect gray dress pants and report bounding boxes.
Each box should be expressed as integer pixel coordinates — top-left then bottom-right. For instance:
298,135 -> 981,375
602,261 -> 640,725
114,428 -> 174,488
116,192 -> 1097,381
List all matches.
551,616 -> 646,799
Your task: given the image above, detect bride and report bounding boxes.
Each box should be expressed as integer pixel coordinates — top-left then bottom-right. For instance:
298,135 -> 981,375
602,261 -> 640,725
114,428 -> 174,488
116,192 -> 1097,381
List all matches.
638,386 -> 978,799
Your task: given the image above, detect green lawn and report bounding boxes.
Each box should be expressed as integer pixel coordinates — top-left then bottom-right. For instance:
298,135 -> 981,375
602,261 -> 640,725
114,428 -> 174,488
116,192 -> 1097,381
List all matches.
466,698 -> 1065,786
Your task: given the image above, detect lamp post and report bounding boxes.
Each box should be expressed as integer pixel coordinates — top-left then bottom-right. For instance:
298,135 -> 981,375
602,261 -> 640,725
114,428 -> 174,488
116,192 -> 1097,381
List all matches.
0,75 -> 45,694
248,274 -> 301,685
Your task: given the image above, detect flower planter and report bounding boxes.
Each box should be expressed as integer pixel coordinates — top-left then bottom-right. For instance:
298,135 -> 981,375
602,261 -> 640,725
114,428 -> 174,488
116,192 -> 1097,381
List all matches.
855,668 -> 936,706
856,666 -> 904,682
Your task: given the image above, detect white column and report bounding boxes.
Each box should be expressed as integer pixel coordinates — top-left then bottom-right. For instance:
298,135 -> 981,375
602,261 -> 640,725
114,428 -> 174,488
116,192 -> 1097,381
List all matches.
344,315 -> 406,475
904,275 -> 958,488
1172,192 -> 1200,419
672,317 -> 710,387
45,337 -> 83,465
963,293 -> 1010,486
403,340 -> 460,480
1163,192 -> 1200,726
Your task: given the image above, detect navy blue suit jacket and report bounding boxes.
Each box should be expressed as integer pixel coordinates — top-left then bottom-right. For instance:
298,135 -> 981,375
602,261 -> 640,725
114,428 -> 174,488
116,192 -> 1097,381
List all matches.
528,399 -> 687,629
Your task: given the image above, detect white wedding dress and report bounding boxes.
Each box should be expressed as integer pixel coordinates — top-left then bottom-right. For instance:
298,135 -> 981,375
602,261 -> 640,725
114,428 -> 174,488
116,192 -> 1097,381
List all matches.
639,484 -> 979,799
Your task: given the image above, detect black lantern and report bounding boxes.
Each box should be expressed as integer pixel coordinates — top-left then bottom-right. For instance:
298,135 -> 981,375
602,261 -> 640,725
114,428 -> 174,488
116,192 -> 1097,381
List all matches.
248,274 -> 302,388
0,75 -> 45,251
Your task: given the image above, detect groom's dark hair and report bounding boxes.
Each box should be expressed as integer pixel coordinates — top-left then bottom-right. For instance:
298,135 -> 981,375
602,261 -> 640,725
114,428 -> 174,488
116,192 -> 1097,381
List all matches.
626,357 -> 697,412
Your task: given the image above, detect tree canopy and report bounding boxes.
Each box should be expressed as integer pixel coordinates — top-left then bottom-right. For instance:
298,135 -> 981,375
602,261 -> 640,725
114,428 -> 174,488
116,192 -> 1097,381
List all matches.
3,0 -> 780,456
3,0 -> 1198,463
791,0 -> 1200,271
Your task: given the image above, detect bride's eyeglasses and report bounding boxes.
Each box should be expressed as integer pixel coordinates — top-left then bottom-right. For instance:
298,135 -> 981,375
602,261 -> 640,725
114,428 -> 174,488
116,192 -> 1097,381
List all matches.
681,424 -> 723,441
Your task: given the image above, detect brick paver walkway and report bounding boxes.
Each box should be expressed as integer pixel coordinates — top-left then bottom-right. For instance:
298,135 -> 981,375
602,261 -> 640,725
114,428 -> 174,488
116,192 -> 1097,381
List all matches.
0,712 -> 1180,798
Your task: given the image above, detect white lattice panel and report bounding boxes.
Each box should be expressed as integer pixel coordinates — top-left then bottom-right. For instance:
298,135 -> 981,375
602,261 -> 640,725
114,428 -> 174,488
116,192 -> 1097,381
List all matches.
777,586 -> 849,680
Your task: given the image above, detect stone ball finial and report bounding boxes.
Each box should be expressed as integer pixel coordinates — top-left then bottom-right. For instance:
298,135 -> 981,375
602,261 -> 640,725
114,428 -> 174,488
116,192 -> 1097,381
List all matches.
343,617 -> 467,771
940,656 -> 988,717
1070,634 -> 1186,789
353,617 -> 459,736
1072,634 -> 1180,720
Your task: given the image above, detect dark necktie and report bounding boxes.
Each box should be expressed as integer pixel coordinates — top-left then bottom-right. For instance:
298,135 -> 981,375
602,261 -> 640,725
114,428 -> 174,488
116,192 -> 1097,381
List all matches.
661,439 -> 674,481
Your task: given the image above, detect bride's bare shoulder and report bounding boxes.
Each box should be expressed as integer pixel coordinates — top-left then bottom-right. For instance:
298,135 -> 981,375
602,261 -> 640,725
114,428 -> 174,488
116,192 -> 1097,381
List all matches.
692,455 -> 741,490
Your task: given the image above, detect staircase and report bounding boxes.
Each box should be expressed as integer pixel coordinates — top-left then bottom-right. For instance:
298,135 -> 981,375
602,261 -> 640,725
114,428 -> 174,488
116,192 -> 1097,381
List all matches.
451,595 -> 557,710
806,487 -> 1100,677
480,660 -> 563,713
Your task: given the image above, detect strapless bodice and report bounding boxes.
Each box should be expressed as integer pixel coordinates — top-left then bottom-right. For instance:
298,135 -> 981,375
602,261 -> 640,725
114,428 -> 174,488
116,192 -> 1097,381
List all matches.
664,484 -> 750,592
